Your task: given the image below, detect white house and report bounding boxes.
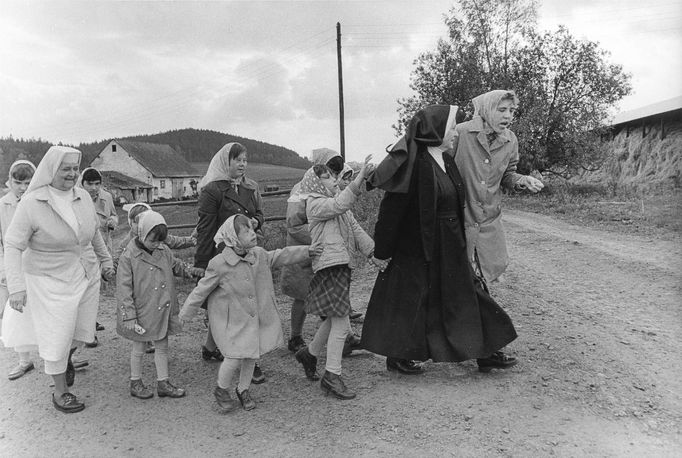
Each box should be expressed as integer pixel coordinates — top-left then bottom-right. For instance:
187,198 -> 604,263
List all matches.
91,140 -> 201,201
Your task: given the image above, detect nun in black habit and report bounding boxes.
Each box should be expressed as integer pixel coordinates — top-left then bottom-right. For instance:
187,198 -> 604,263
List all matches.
360,104 -> 518,374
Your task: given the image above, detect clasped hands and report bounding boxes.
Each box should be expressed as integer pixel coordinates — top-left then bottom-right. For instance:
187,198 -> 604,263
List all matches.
370,256 -> 390,272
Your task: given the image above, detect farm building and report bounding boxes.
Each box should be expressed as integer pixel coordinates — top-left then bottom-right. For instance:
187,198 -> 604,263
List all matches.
100,170 -> 153,204
600,95 -> 682,190
91,140 -> 201,201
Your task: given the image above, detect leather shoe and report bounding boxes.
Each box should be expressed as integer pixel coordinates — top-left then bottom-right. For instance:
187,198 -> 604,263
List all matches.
96,322 -> 105,331
477,351 -> 517,372
295,346 -> 320,381
157,379 -> 186,398
235,388 -> 256,411
342,333 -> 362,357
214,386 -> 239,413
287,335 -> 306,353
386,357 -> 425,375
320,371 -> 356,400
130,379 -> 154,399
8,362 -> 34,381
52,392 -> 85,413
201,345 -> 224,362
84,336 -> 98,348
251,364 -> 266,384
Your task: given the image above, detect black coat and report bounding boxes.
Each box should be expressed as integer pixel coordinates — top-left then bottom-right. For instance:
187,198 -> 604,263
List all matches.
194,180 -> 264,269
360,151 -> 517,362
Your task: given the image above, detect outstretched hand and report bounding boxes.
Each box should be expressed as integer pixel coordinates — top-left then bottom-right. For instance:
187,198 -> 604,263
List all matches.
353,155 -> 374,188
517,175 -> 544,193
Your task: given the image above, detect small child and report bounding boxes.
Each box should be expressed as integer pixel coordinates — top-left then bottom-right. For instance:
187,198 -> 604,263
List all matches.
180,214 -> 316,413
116,210 -> 203,399
294,155 -> 376,400
0,160 -> 37,380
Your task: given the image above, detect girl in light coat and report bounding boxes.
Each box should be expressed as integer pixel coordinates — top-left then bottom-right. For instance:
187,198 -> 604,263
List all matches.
294,155 -> 376,400
116,211 -> 202,400
180,214 -> 315,413
0,160 -> 36,380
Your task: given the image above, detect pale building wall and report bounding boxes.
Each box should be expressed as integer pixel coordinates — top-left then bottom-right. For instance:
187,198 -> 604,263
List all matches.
90,141 -> 153,184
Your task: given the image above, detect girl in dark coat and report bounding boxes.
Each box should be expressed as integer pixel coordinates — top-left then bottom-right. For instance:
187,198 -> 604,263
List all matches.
360,104 -> 518,374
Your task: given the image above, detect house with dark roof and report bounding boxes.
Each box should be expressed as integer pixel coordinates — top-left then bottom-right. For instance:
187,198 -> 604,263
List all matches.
91,140 -> 201,201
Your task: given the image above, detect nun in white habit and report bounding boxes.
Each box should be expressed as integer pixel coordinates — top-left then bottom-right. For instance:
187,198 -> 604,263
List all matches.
4,146 -> 114,413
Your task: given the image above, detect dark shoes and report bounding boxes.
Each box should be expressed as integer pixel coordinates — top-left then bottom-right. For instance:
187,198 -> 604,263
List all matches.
295,347 -> 320,381
349,308 -> 364,320
52,392 -> 85,413
157,379 -> 186,398
342,333 -> 362,357
130,379 -> 154,399
85,336 -> 99,348
145,342 -> 156,354
386,357 -> 425,375
201,345 -> 224,362
320,371 -> 356,400
477,351 -> 518,372
66,347 -> 77,387
96,322 -> 105,331
288,335 -> 306,353
251,364 -> 266,384
214,386 -> 239,413
236,388 -> 256,411
8,362 -> 34,381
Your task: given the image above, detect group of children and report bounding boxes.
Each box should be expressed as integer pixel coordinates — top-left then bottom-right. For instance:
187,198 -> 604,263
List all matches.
1,153 -> 378,413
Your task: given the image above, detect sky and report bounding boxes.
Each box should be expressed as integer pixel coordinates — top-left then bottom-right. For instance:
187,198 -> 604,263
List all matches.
1,0 -> 680,164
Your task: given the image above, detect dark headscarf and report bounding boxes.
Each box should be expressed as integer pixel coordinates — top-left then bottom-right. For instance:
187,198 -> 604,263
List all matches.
367,105 -> 465,193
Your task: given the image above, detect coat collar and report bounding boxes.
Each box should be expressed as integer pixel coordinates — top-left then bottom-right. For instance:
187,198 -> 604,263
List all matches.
32,185 -> 84,203
128,239 -> 169,269
220,246 -> 257,266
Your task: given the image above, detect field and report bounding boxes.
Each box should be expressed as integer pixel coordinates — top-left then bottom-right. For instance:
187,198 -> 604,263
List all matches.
191,162 -> 305,189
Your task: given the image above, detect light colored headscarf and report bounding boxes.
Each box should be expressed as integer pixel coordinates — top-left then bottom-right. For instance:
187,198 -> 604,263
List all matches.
426,105 -> 460,172
136,210 -> 166,242
298,167 -> 335,199
339,163 -> 354,181
288,149 -> 343,203
5,159 -> 36,189
311,148 -> 342,166
26,146 -> 81,194
213,214 -> 256,256
122,202 -> 152,225
199,142 -> 245,189
472,90 -> 519,133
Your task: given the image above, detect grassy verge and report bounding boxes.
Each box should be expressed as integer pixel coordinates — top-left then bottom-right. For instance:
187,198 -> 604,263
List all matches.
503,183 -> 682,240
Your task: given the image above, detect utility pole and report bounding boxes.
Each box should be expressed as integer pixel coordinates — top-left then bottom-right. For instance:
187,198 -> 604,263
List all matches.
336,22 -> 345,160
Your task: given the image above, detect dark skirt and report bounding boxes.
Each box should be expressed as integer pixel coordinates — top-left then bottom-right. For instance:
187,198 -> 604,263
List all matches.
305,265 -> 351,317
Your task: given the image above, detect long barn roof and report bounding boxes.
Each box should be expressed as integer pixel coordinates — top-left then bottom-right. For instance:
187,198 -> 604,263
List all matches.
115,140 -> 199,178
612,95 -> 682,126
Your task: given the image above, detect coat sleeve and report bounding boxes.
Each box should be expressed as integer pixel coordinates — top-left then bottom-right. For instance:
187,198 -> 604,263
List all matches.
170,252 -> 194,278
194,184 -> 221,268
501,137 -> 524,190
92,224 -> 113,269
165,234 -> 196,250
373,190 -> 412,260
306,182 -> 360,222
112,234 -> 132,273
115,251 -> 137,322
252,186 -> 264,230
267,246 -> 310,269
105,193 -> 119,227
286,199 -> 311,246
3,200 -> 32,294
349,212 -> 375,257
180,262 -> 222,320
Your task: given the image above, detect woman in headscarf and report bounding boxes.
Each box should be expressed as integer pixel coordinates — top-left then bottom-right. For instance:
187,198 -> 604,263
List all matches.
4,146 -> 114,413
194,142 -> 265,381
361,105 -> 518,375
1,160 -> 37,380
454,90 -> 543,282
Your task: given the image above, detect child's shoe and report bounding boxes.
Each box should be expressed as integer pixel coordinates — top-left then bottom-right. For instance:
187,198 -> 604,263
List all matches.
8,361 -> 34,381
287,335 -> 306,352
145,342 -> 156,354
130,379 -> 154,399
295,346 -> 320,381
201,345 -> 224,362
213,386 -> 239,413
320,370 -> 356,400
251,364 -> 266,384
157,379 -> 186,398
235,388 -> 256,411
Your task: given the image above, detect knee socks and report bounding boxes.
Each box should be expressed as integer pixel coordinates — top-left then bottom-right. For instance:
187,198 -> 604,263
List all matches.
217,358 -> 256,393
130,338 -> 169,381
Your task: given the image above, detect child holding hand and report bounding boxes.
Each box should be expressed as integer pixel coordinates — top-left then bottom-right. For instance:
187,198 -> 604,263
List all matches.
294,155 -> 376,400
180,214 -> 317,413
116,211 -> 203,399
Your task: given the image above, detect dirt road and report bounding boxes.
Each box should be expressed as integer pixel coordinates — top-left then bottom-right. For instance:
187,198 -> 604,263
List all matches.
1,209 -> 680,457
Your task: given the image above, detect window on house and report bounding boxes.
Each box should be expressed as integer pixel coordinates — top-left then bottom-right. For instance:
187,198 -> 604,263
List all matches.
160,180 -> 166,189
112,144 -> 117,152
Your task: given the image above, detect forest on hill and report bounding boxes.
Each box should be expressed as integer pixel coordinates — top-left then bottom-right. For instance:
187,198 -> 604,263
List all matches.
0,128 -> 311,179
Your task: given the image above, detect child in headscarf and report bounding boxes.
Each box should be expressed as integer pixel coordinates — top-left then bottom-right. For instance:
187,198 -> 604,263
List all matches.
293,155 -> 377,400
0,160 -> 36,380
116,211 -> 204,400
180,214 -> 317,413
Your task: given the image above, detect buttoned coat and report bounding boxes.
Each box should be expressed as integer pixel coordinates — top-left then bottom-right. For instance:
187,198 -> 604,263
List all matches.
116,240 -> 190,342
453,116 -> 524,281
194,178 -> 264,269
279,182 -> 314,299
181,245 -> 309,359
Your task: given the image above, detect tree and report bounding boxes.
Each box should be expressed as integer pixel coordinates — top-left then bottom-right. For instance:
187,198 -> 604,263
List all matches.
396,0 -> 631,177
